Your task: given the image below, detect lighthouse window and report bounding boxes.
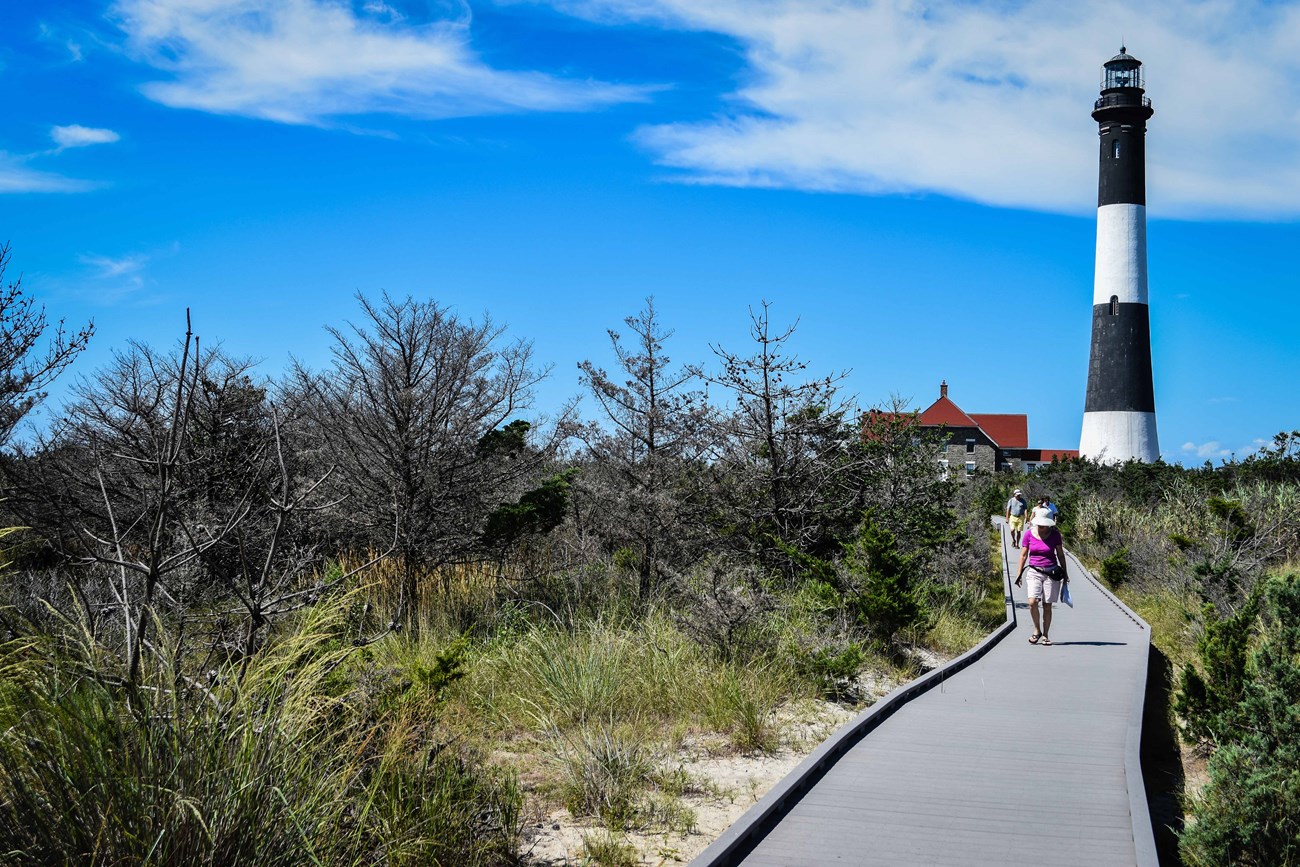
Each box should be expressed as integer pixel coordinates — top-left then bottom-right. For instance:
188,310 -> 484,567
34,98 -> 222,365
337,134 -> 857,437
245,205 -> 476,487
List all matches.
1112,139 -> 1120,159
1110,295 -> 1119,316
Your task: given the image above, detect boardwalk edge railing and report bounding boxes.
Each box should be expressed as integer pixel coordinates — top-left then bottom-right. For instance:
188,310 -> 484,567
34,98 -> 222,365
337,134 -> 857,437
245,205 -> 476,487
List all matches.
687,519 -> 1020,867
689,518 -> 1159,867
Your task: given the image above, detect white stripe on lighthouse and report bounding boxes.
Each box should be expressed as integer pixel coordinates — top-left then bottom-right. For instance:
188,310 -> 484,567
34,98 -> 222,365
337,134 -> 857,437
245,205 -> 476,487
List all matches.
1080,410 -> 1159,463
1093,203 -> 1147,306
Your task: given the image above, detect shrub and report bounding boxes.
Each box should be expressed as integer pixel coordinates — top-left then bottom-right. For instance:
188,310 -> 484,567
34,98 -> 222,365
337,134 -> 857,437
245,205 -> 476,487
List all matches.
1177,574 -> 1300,866
841,515 -> 926,649
1100,547 -> 1132,588
668,557 -> 775,663
1175,600 -> 1254,745
788,639 -> 867,701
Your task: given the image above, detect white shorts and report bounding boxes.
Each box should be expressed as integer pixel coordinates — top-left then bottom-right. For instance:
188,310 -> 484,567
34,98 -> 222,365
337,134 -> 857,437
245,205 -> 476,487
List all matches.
1025,566 -> 1062,604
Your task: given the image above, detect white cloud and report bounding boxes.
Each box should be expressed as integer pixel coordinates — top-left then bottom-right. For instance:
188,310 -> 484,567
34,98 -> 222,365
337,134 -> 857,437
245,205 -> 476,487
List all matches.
1180,437 -> 1269,462
1182,440 -> 1231,460
538,0 -> 1300,219
0,152 -> 93,194
109,0 -> 653,125
51,125 -> 121,149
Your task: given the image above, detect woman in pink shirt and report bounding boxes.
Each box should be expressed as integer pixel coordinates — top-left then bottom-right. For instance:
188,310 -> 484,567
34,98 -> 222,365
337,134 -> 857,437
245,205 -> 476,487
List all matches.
1015,506 -> 1068,645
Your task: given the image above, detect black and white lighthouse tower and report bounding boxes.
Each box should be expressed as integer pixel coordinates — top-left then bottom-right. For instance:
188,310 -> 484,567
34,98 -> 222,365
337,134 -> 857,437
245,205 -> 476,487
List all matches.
1080,47 -> 1159,463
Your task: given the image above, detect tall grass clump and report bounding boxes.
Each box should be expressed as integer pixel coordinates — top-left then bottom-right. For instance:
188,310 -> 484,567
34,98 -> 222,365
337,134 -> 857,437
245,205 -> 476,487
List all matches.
470,612 -> 717,731
0,595 -> 521,866
699,664 -> 783,754
541,720 -> 658,828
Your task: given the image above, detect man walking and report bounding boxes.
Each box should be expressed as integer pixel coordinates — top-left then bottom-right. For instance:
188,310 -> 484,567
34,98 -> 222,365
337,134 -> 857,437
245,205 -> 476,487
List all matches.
1005,489 -> 1029,547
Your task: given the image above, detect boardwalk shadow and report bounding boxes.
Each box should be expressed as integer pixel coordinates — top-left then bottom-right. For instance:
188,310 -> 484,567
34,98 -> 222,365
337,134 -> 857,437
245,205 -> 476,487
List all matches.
1051,641 -> 1127,647
1143,644 -> 1186,866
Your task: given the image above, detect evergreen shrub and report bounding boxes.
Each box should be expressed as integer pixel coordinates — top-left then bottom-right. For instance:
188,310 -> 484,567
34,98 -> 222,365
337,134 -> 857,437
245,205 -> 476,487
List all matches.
1177,574 -> 1300,866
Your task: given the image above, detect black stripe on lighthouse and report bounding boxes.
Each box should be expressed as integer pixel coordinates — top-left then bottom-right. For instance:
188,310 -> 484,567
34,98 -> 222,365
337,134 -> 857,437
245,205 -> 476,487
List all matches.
1098,119 -> 1146,207
1085,304 -> 1155,412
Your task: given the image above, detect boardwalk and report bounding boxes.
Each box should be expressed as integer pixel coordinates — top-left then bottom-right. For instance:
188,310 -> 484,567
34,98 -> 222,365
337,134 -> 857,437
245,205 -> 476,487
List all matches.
693,519 -> 1156,867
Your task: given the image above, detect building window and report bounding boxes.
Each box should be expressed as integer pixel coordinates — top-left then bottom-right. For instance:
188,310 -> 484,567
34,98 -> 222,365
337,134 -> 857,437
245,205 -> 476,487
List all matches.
965,438 -> 976,453
938,459 -> 950,479
1113,139 -> 1120,159
965,461 -> 976,477
1110,295 -> 1119,315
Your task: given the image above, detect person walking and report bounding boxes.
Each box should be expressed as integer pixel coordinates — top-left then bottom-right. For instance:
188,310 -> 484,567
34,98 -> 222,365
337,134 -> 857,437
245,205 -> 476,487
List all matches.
1005,489 -> 1029,547
1015,506 -> 1068,645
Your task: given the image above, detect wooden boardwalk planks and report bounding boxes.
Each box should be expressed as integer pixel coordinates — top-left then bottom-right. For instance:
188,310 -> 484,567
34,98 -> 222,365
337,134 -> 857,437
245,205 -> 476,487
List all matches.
692,520 -> 1157,867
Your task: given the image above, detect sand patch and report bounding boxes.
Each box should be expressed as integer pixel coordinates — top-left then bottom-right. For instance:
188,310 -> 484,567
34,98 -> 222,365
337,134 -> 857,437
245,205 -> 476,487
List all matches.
517,667 -> 919,865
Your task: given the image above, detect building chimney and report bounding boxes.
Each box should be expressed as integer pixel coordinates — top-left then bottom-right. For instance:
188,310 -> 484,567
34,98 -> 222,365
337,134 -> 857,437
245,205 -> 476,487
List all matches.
940,380 -> 948,398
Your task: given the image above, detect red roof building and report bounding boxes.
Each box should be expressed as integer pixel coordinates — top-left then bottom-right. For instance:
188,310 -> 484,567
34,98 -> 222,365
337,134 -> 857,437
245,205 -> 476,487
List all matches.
916,382 -> 1078,477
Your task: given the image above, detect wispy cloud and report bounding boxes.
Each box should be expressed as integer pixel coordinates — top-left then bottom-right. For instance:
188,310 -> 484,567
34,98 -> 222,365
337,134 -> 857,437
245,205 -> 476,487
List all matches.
110,0 -> 653,125
37,22 -> 89,63
0,152 -> 93,194
1,123 -> 119,193
77,251 -> 153,303
79,253 -> 148,282
51,125 -> 121,150
538,0 -> 1300,219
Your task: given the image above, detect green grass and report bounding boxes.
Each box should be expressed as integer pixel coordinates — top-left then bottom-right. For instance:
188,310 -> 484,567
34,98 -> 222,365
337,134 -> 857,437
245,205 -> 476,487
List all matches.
465,610 -> 795,742
1118,586 -> 1203,671
923,604 -> 993,656
580,829 -> 639,866
0,595 -> 521,867
541,719 -> 658,828
0,547 -> 1015,867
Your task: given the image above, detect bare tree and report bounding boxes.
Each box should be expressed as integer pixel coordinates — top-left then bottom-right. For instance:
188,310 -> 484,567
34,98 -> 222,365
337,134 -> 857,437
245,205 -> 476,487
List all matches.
0,243 -> 94,446
292,291 -> 551,635
3,318 -> 370,687
200,405 -> 392,675
577,298 -> 707,599
6,318 -> 221,684
703,302 -> 855,564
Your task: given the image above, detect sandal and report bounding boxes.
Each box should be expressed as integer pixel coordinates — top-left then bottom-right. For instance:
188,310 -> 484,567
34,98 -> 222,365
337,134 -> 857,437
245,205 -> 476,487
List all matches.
1040,636 -> 1052,646
1028,632 -> 1041,644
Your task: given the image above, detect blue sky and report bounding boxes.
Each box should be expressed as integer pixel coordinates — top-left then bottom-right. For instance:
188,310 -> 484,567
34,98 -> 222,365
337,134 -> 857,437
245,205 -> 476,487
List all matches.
2,0 -> 1298,463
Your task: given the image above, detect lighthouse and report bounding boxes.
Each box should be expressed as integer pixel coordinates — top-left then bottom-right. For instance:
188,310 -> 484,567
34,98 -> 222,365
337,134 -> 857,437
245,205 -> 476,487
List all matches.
1079,48 -> 1159,463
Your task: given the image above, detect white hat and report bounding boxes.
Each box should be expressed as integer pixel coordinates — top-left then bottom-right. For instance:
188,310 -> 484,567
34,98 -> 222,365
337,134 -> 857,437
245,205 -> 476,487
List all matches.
1013,489 -> 1022,495
1030,506 -> 1055,527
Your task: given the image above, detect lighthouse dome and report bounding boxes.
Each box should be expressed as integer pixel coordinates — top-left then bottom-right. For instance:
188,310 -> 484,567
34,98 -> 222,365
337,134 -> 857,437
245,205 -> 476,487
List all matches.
1107,47 -> 1141,65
